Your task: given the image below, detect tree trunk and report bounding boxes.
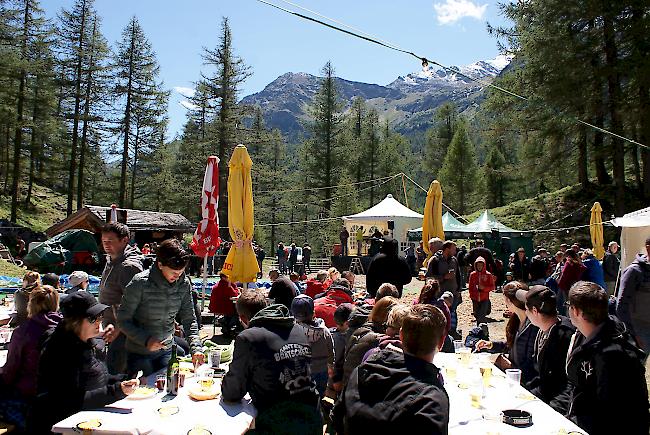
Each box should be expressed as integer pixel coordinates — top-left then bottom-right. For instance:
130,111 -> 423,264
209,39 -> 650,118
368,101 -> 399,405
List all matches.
67,0 -> 87,216
129,125 -> 140,209
11,1 -> 31,222
4,124 -> 10,194
77,19 -> 97,210
120,22 -> 136,207
577,125 -> 589,188
602,14 -> 626,215
592,113 -> 610,185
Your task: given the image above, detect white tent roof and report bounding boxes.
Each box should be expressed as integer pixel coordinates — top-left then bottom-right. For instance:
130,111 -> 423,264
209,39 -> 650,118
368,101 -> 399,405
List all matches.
342,194 -> 423,220
612,206 -> 650,228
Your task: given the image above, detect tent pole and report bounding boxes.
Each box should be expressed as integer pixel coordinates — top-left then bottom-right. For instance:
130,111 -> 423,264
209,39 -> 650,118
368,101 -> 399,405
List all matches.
201,256 -> 208,312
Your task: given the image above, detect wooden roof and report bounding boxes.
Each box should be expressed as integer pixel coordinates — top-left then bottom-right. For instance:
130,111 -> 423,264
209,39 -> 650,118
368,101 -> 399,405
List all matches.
46,205 -> 194,237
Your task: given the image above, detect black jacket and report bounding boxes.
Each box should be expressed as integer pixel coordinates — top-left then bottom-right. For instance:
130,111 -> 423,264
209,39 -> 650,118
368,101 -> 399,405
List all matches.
268,276 -> 297,310
526,316 -> 575,409
366,239 -> 412,297
465,247 -> 496,273
333,348 -> 449,435
510,255 -> 530,281
221,304 -> 320,416
33,324 -> 126,433
556,316 -> 649,435
491,318 -> 539,385
602,251 -> 620,282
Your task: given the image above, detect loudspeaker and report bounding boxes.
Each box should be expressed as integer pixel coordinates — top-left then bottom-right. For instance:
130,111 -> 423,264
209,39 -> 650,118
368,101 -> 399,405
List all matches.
387,220 -> 395,230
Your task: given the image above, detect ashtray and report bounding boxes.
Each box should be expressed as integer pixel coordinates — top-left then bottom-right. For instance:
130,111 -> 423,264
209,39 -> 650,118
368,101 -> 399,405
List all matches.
502,409 -> 532,427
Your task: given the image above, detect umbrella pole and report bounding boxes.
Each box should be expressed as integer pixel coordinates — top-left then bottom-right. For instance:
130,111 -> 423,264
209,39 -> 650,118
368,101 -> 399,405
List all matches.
201,256 -> 208,312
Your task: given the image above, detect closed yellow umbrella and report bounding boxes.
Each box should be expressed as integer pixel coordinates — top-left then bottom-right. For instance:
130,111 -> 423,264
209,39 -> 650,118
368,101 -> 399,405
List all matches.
590,202 -> 605,260
422,180 -> 445,261
222,144 -> 260,283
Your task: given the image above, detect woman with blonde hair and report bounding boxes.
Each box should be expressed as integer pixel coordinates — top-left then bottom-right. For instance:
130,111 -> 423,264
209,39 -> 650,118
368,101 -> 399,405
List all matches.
9,270 -> 41,327
0,285 -> 60,430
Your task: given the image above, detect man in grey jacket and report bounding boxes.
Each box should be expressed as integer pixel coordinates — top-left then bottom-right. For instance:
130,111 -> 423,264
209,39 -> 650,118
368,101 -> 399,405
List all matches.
117,239 -> 204,375
616,237 -> 650,358
99,222 -> 144,374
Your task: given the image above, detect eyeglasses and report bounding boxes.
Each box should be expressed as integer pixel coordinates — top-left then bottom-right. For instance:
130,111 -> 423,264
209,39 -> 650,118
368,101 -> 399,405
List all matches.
87,314 -> 103,324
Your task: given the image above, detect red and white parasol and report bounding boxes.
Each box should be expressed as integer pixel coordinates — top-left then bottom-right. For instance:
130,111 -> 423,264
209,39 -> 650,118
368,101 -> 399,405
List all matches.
190,156 -> 221,309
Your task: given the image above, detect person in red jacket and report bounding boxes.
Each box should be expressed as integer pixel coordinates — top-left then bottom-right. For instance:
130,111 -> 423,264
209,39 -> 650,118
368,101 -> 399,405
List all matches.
314,278 -> 354,328
468,256 -> 495,325
305,270 -> 329,299
557,250 -> 587,315
209,272 -> 240,335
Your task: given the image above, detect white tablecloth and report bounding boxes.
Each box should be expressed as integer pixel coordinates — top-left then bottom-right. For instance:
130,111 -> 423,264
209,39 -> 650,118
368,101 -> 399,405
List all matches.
52,370 -> 256,435
434,353 -> 586,434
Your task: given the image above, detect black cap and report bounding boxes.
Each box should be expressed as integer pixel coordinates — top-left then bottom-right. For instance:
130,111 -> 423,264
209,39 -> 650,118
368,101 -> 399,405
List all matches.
60,291 -> 109,319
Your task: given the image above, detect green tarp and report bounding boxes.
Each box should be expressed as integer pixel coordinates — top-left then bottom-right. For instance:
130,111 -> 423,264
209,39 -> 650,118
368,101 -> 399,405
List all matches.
24,229 -> 99,272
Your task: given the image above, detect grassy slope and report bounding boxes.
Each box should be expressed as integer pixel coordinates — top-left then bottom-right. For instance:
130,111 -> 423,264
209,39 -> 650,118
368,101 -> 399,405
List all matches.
0,183 -> 67,233
463,183 -> 646,248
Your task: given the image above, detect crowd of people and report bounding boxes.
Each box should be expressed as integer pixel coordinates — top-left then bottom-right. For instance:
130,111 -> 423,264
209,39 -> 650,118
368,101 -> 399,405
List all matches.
1,222 -> 649,434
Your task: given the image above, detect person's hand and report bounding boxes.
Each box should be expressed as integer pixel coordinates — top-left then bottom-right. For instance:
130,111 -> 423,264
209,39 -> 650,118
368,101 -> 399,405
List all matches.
103,324 -> 121,344
475,340 -> 493,351
192,352 -> 205,368
174,322 -> 183,337
145,337 -> 165,352
120,378 -> 140,395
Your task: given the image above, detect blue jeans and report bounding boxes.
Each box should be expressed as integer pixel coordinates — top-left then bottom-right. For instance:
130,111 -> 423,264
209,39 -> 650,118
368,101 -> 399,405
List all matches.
127,349 -> 172,377
107,333 -> 127,375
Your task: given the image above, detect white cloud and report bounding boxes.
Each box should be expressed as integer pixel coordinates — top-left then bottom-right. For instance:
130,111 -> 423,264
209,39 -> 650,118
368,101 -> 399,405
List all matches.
433,0 -> 487,25
173,86 -> 195,98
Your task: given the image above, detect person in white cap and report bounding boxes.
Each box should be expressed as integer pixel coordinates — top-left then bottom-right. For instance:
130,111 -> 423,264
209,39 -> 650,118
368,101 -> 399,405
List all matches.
67,270 -> 89,294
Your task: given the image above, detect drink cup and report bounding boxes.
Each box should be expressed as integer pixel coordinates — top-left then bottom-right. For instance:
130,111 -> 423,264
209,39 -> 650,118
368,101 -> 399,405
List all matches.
505,368 -> 522,388
458,347 -> 471,366
155,375 -> 166,391
209,349 -> 221,369
453,340 -> 463,353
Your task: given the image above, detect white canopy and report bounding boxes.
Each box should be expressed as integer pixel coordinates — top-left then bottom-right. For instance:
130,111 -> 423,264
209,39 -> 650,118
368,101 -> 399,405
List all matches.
342,194 -> 423,252
612,206 -> 650,268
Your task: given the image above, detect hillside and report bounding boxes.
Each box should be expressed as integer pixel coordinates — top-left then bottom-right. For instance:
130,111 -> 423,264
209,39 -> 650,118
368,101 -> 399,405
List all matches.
464,183 -> 646,249
0,184 -> 67,233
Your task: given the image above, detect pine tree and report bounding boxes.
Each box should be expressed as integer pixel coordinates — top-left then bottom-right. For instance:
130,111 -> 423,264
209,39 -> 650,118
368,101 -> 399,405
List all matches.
57,0 -> 93,215
438,120 -> 477,214
202,17 -> 251,238
113,16 -> 168,207
425,102 -> 458,178
304,61 -> 343,213
482,146 -> 506,208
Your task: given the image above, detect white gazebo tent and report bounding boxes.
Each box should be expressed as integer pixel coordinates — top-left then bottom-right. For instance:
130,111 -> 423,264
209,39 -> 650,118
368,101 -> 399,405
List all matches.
342,194 -> 423,253
612,206 -> 650,269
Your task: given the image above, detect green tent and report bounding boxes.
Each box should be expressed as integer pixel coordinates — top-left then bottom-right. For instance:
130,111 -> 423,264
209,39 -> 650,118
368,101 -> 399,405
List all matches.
24,229 -> 99,273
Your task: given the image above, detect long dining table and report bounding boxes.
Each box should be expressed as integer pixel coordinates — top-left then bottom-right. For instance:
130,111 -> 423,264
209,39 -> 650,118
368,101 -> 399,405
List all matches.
434,352 -> 586,434
51,364 -> 256,435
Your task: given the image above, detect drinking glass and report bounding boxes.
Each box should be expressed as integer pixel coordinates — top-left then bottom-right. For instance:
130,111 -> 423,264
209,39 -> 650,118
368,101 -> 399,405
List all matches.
155,375 -> 166,391
453,340 -> 463,353
458,347 -> 471,366
199,369 -> 215,391
505,368 -> 522,388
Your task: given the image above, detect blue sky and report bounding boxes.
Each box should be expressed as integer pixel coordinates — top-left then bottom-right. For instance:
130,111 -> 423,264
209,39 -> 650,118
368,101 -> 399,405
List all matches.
43,0 -> 510,137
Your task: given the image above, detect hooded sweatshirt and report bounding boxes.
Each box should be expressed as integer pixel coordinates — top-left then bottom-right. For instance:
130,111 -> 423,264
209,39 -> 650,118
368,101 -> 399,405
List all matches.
297,317 -> 335,374
468,256 -> 495,302
365,238 -> 412,297
99,244 -> 144,325
333,348 -> 449,435
616,254 -> 650,335
555,316 -> 648,435
221,304 -> 319,412
2,311 -> 62,398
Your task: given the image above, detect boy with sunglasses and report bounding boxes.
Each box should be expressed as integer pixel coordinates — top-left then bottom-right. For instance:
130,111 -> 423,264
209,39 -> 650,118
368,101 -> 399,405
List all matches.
117,239 -> 204,376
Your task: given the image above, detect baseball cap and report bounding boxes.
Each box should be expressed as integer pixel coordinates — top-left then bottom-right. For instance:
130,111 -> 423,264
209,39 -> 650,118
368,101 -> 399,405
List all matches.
68,271 -> 89,287
441,291 -> 454,303
60,290 -> 108,319
291,294 -> 314,322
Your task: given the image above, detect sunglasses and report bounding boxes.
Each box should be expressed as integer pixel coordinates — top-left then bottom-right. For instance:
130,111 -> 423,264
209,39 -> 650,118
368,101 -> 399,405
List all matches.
87,314 -> 103,324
